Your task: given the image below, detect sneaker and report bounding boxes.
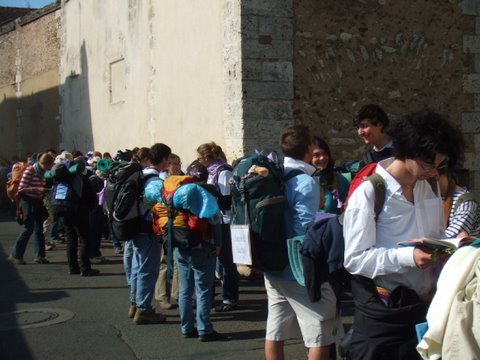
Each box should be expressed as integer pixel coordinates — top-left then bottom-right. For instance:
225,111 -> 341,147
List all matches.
45,242 -> 56,251
183,329 -> 199,338
199,330 -> 225,342
8,255 -> 26,265
114,247 -> 123,255
33,257 -> 50,264
81,268 -> 100,277
158,301 -> 175,310
128,303 -> 137,319
133,309 -> 166,325
89,256 -> 104,264
52,238 -> 65,245
214,303 -> 238,313
69,268 -> 80,275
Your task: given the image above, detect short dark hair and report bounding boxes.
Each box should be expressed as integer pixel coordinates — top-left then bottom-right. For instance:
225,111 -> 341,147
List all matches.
280,125 -> 312,160
388,110 -> 464,168
353,104 -> 389,130
186,160 -> 208,182
149,143 -> 171,165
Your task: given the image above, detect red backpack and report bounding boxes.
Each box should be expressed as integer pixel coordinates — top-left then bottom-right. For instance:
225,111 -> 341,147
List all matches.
345,162 -> 378,207
6,162 -> 28,203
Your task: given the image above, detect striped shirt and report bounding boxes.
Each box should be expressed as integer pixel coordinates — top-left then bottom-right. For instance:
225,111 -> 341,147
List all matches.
18,164 -> 46,200
445,186 -> 479,238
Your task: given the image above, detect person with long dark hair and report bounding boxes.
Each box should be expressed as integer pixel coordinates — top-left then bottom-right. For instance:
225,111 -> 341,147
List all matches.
311,136 -> 350,215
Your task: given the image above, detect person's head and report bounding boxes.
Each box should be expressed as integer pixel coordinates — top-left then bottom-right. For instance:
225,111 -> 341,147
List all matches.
311,136 -> 333,171
196,142 -> 226,166
38,153 -> 54,171
25,152 -> 33,164
186,160 -> 209,183
168,153 -> 183,176
389,110 -> 464,180
45,148 -> 57,157
102,152 -> 112,160
150,143 -> 172,171
72,150 -> 83,158
136,147 -> 151,167
280,125 -> 313,162
354,104 -> 390,147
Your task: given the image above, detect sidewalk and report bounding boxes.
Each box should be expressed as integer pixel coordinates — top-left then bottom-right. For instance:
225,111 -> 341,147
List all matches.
0,216 -> 307,360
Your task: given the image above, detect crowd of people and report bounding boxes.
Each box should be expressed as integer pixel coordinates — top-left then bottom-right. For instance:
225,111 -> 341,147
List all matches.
1,105 -> 479,359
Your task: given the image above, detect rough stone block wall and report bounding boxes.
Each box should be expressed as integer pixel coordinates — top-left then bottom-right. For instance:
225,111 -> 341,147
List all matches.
462,0 -> 480,196
293,0 -> 479,193
239,0 -> 295,156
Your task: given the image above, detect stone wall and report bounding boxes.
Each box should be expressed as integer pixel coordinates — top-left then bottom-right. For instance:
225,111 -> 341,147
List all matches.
0,6 -> 61,159
462,0 -> 480,196
238,0 -> 296,156
293,0 -> 479,194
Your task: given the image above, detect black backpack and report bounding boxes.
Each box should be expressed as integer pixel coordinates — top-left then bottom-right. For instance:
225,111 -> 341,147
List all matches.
230,153 -> 301,272
49,163 -> 83,217
103,161 -> 144,222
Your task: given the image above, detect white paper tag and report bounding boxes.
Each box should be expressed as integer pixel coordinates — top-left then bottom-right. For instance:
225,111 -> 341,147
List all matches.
55,184 -> 68,200
230,224 -> 252,265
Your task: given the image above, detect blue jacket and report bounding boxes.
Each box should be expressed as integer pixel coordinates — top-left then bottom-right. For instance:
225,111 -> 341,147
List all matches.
267,157 -> 319,280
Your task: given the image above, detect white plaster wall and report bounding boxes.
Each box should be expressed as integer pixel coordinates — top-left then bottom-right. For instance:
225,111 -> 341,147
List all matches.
60,0 -> 225,165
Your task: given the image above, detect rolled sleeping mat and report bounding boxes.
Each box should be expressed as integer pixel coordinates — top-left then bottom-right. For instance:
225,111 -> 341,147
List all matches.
97,158 -> 112,172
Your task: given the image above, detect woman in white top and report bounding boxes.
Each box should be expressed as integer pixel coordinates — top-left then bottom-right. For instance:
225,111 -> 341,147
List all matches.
343,110 -> 465,360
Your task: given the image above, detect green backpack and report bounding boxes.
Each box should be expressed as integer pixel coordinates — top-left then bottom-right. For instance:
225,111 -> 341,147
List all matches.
230,154 -> 301,272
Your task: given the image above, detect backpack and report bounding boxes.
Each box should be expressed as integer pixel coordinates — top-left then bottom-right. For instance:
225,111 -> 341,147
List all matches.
152,175 -> 210,249
49,162 -> 83,217
6,162 -> 28,203
345,162 -> 378,205
103,161 -> 145,222
210,163 -> 233,211
230,153 -> 302,272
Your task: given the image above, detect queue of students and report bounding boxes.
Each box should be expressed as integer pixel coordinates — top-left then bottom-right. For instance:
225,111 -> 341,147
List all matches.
4,106 -> 479,359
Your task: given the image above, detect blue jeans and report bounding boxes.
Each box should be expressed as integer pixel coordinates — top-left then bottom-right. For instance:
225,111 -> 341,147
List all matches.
218,224 -> 239,304
123,240 -> 134,286
129,232 -> 160,311
175,245 -> 215,335
11,197 -> 48,259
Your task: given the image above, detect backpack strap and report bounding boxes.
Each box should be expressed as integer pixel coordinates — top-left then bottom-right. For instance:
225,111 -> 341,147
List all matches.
166,202 -> 179,283
367,174 -> 386,219
285,169 -> 303,181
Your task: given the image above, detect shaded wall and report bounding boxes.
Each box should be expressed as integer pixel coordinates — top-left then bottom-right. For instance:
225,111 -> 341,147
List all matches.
0,7 -> 61,160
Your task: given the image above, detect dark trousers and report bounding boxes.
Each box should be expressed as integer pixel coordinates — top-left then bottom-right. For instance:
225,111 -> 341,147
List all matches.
348,276 -> 428,360
89,206 -> 105,257
217,224 -> 239,304
64,207 -> 92,272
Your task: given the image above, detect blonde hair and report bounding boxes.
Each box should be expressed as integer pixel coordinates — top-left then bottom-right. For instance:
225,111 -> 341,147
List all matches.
196,142 -> 226,162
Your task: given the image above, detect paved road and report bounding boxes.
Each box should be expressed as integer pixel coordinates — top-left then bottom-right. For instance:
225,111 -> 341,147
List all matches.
0,215 -> 312,360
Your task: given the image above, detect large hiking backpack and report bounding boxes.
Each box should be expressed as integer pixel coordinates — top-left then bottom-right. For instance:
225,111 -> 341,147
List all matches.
6,162 -> 28,203
230,153 -> 302,272
151,175 -> 212,249
49,162 -> 83,217
104,161 -> 144,222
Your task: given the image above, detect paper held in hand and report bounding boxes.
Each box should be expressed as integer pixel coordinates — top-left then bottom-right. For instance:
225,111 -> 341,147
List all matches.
230,225 -> 253,265
398,236 -> 476,251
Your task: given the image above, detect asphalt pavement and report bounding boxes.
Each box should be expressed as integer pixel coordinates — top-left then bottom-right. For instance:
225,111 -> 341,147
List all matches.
0,214 -> 311,360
